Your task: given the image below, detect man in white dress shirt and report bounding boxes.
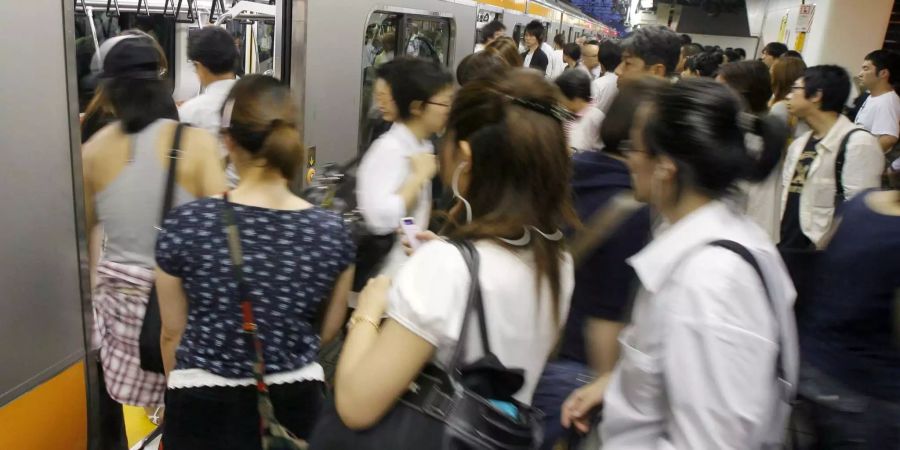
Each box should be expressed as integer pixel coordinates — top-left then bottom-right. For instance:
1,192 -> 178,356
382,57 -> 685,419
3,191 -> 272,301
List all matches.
179,26 -> 239,185
590,40 -> 622,113
581,40 -> 603,80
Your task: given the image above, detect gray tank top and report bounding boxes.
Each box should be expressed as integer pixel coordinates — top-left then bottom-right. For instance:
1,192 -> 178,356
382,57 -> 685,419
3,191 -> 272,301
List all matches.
96,119 -> 195,268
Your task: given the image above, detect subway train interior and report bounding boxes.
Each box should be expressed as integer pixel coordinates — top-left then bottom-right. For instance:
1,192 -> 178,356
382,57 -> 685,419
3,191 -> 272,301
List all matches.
1,0 -> 899,448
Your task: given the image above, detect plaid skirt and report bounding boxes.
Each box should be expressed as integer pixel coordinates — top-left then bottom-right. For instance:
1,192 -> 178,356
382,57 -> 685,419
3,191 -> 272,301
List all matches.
93,260 -> 166,407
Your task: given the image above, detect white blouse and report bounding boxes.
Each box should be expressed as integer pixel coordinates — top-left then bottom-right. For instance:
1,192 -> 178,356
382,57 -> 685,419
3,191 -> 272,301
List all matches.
601,201 -> 799,449
387,239 -> 574,404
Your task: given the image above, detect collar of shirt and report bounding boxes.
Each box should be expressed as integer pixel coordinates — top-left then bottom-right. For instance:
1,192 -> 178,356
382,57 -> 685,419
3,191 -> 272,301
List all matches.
388,122 -> 433,155
812,114 -> 861,154
203,78 -> 237,96
628,201 -> 742,293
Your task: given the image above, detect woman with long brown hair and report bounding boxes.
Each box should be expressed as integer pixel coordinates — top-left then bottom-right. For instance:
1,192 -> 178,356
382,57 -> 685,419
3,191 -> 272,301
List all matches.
309,69 -> 576,448
769,56 -> 809,138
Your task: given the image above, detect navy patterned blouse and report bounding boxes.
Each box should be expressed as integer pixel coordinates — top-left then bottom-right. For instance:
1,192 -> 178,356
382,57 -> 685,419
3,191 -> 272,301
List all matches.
155,197 -> 355,378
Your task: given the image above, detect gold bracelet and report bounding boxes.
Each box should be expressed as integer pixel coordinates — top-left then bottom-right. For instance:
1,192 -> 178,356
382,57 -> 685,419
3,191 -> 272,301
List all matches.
348,315 -> 380,331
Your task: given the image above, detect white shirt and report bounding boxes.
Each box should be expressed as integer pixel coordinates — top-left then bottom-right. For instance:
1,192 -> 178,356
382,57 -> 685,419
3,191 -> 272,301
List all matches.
178,78 -> 239,187
178,78 -> 237,138
855,90 -> 900,138
601,201 -> 798,449
567,106 -> 605,151
550,48 -> 566,79
590,72 -> 618,114
541,42 -> 557,79
388,239 -> 574,404
588,64 -> 603,80
357,123 -> 433,276
780,115 -> 885,247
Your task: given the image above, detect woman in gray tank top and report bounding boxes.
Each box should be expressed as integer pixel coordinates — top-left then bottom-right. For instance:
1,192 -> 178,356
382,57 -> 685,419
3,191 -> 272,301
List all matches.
81,35 -> 226,413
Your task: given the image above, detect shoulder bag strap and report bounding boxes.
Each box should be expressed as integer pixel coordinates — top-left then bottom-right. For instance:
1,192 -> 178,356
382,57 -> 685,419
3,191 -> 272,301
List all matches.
834,128 -> 870,206
159,123 -> 186,224
707,240 -> 792,400
446,240 -> 490,376
220,193 -> 272,392
569,190 -> 643,266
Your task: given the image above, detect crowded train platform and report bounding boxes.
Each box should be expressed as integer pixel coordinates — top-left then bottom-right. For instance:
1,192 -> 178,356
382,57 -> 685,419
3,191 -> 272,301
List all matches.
1,0 -> 899,449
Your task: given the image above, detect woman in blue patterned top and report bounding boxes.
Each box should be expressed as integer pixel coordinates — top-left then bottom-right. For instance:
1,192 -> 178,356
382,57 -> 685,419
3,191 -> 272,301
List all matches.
155,75 -> 355,449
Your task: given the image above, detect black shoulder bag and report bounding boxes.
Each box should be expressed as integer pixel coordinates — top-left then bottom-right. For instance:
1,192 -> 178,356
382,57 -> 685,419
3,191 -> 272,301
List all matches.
139,123 -> 185,374
309,240 -> 545,450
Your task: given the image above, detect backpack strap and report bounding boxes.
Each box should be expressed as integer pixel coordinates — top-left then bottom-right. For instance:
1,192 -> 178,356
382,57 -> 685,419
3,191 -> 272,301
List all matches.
707,240 -> 794,401
834,128 -> 871,206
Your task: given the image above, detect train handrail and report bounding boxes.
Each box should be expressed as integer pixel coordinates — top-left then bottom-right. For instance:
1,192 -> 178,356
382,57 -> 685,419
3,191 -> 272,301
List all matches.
214,0 -> 275,26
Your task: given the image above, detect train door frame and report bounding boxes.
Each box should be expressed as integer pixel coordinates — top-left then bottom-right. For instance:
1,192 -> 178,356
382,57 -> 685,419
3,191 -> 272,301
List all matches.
474,4 -> 503,52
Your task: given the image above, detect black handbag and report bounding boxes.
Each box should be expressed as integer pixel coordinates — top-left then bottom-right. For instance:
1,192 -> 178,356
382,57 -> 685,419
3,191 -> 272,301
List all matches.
139,123 -> 185,374
309,240 -> 544,450
301,155 -> 394,291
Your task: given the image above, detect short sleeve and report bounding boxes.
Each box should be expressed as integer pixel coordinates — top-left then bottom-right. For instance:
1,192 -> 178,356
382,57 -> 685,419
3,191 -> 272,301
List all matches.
387,240 -> 470,346
155,206 -> 191,277
869,97 -> 900,137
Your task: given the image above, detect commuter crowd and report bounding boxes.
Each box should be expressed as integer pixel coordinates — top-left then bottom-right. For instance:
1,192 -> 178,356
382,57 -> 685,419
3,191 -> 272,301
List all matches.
80,18 -> 900,450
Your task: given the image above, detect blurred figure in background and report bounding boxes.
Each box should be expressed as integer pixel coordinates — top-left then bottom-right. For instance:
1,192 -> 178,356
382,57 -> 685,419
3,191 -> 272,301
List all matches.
556,69 -> 605,151
770,56 -> 810,140
717,60 -> 788,242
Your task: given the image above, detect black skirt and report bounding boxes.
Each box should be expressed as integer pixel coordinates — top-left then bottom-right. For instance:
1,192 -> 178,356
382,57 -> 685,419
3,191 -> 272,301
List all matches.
162,380 -> 324,450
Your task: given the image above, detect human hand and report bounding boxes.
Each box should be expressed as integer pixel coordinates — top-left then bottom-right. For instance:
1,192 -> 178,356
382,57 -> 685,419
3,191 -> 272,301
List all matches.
561,375 -> 609,434
400,230 -> 440,256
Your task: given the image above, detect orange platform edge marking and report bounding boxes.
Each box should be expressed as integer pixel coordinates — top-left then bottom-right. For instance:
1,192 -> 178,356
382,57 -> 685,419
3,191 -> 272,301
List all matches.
0,361 -> 88,450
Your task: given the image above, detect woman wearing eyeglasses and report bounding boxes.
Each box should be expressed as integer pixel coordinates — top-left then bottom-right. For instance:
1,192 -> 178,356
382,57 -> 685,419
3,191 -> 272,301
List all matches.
354,57 -> 454,288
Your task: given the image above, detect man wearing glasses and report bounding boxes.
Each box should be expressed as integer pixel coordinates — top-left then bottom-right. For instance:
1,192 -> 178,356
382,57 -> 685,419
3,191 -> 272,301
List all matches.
779,65 -> 883,304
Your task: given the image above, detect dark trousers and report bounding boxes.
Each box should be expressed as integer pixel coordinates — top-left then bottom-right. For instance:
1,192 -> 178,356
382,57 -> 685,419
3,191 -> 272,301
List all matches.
531,359 -> 595,450
162,380 -> 324,450
793,362 -> 900,449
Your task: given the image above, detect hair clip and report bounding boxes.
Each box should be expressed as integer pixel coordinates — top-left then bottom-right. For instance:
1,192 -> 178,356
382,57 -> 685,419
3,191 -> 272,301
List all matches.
507,95 -> 575,123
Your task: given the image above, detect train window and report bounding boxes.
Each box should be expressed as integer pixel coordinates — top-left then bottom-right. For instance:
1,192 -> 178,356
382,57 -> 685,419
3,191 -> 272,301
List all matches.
358,11 -> 401,152
357,10 -> 453,153
402,16 -> 451,66
222,20 -> 276,77
73,11 -> 175,112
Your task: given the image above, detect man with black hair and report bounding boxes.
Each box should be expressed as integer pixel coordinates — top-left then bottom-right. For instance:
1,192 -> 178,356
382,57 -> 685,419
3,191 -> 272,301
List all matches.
556,70 -> 605,151
783,50 -> 803,60
521,20 -> 550,75
735,47 -> 746,60
680,33 -> 692,45
591,40 -> 622,113
180,27 -> 239,132
761,41 -> 789,67
581,40 -> 603,80
475,20 -> 506,53
180,26 -> 240,185
855,49 -> 900,151
614,25 -> 682,84
779,66 -> 884,307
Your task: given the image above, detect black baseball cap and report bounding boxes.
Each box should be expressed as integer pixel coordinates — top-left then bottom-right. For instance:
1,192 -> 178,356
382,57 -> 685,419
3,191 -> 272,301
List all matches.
100,37 -> 161,80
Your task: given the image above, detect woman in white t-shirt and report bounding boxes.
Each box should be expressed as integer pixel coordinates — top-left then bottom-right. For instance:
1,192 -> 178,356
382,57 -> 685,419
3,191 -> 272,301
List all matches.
320,69 -> 576,437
